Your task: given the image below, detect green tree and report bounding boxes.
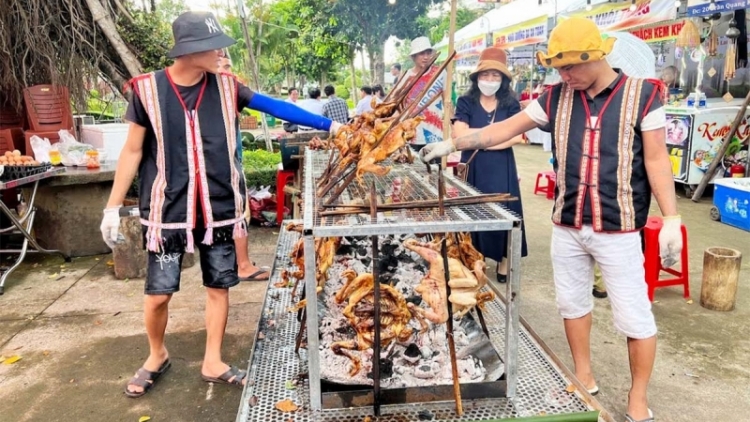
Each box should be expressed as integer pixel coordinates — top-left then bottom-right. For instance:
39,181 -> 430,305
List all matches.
300,0 -> 438,86
416,7 -> 484,46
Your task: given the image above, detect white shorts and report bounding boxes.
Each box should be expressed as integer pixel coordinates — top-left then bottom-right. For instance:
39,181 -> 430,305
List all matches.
550,225 -> 657,339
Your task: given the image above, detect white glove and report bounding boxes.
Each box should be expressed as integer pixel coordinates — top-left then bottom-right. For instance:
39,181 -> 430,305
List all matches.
329,121 -> 343,135
419,140 -> 456,163
659,215 -> 683,268
101,206 -> 122,249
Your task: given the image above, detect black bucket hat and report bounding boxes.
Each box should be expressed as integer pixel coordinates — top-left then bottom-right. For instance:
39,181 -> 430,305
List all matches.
168,11 -> 236,59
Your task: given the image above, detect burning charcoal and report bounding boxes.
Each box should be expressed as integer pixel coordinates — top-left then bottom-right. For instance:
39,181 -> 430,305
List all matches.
413,263 -> 427,274
417,410 -> 435,421
381,243 -> 399,256
356,246 -> 368,256
360,257 -> 372,267
379,273 -> 392,284
337,245 -> 357,256
402,343 -> 421,364
366,358 -> 394,379
405,295 -> 422,306
420,346 -> 432,360
335,325 -> 355,335
414,363 -> 438,379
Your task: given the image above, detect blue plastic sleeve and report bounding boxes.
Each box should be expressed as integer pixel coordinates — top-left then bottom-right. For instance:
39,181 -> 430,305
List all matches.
247,93 -> 332,132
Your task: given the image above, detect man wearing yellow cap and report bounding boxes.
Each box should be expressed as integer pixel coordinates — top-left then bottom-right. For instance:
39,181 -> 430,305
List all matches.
422,18 -> 681,422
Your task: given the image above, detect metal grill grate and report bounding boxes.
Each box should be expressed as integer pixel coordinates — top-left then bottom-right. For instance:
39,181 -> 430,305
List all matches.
304,149 -> 520,237
237,224 -> 596,422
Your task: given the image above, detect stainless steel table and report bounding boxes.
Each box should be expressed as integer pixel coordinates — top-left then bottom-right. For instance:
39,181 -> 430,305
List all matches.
0,167 -> 70,294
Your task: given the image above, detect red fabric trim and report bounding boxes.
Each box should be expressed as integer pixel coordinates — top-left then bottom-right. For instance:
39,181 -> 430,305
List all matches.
641,79 -> 666,121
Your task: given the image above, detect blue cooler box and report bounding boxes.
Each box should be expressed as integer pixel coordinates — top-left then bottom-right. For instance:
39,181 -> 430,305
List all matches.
713,177 -> 750,232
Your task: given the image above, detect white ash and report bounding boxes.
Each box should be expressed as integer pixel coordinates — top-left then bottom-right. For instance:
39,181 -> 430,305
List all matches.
315,235 -> 502,389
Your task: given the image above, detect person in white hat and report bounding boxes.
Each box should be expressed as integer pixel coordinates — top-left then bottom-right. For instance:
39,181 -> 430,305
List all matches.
394,36 -> 446,144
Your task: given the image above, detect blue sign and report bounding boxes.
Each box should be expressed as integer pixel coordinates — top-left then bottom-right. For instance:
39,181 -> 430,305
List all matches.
687,0 -> 747,16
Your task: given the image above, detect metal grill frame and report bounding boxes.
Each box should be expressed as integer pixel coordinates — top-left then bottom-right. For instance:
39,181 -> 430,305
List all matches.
301,149 -> 527,412
236,224 -> 608,422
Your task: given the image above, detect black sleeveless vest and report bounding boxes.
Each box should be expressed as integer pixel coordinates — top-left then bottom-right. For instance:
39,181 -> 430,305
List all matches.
130,70 -> 246,253
546,76 -> 662,232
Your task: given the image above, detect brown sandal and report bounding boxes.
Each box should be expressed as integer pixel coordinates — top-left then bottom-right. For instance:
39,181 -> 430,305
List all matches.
201,365 -> 247,387
124,359 -> 171,398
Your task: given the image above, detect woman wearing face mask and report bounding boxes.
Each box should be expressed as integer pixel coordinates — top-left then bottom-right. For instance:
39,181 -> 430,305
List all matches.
451,47 -> 527,283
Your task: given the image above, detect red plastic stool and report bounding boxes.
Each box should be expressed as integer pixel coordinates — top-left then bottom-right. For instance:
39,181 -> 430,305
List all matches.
534,171 -> 556,200
276,169 -> 295,225
642,216 -> 690,301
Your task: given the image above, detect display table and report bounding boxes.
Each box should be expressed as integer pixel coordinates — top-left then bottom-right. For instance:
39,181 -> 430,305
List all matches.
23,164 -> 117,257
665,101 -> 750,196
0,167 -> 69,294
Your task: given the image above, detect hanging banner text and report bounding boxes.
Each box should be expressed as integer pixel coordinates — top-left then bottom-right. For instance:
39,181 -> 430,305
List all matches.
686,0 -> 747,17
560,0 -> 677,32
630,20 -> 685,43
493,15 -> 549,49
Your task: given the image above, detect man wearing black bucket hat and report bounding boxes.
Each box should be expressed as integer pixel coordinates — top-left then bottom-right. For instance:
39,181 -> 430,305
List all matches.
100,11 -> 341,398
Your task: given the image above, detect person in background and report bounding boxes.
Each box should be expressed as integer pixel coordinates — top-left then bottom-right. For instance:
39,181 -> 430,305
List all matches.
100,11 -> 342,398
322,85 -> 350,124
661,65 -> 680,89
391,63 -> 402,87
297,87 -> 325,130
451,47 -> 527,283
217,51 -> 270,282
421,18 -> 683,421
593,266 -> 607,298
396,36 -> 446,144
372,84 -> 386,104
355,86 -> 374,115
286,87 -> 299,103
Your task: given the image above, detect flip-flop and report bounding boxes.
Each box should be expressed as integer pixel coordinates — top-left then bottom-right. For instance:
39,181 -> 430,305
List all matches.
587,385 -> 599,396
201,365 -> 247,387
239,267 -> 270,282
124,358 -> 171,398
625,408 -> 654,422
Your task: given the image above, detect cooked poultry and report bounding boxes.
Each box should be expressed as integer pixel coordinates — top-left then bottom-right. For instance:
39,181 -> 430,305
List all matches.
331,269 -> 424,376
355,117 -> 423,184
449,260 -> 495,319
457,232 -> 484,269
404,238 -> 486,322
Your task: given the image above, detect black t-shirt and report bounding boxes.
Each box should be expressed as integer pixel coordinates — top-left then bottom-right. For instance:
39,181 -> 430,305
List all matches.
125,74 -> 254,127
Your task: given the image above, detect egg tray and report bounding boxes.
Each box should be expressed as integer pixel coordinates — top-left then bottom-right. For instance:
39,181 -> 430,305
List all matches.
0,163 -> 53,182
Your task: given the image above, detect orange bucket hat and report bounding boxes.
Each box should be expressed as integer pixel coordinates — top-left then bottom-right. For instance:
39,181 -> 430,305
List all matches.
537,17 -> 615,68
470,47 -> 512,80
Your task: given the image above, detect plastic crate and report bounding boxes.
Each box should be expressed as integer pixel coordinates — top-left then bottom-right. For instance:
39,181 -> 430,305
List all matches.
713,177 -> 750,232
0,163 -> 53,182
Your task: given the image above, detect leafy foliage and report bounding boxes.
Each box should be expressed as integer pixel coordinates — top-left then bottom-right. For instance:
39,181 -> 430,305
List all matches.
415,7 -> 484,46
117,9 -> 174,73
242,149 -> 282,190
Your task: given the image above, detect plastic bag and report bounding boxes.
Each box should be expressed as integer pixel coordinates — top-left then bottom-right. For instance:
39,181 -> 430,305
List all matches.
30,135 -> 52,163
57,129 -> 94,166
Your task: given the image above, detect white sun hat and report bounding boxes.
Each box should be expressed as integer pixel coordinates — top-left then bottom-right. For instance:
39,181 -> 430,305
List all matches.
409,36 -> 434,56
603,32 -> 656,79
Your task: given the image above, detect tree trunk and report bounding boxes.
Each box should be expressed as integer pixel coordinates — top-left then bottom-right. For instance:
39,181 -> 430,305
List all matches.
367,42 -> 386,86
84,0 -> 143,78
150,0 -> 156,13
700,247 -> 742,311
350,50 -> 358,105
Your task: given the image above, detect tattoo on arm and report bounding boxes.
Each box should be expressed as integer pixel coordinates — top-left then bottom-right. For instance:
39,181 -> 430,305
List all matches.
455,129 -> 489,150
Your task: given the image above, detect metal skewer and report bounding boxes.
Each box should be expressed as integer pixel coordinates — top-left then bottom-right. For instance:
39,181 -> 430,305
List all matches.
369,182 -> 382,416
438,163 -> 464,416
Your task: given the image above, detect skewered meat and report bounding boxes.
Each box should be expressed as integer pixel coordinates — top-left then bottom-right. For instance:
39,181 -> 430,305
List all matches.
331,269 -> 425,376
355,117 -> 424,184
450,260 -> 495,319
404,238 -> 487,322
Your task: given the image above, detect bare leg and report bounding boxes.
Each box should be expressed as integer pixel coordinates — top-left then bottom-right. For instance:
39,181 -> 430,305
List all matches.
496,257 -> 507,275
563,313 -> 597,391
627,336 -> 656,419
235,235 -> 269,280
126,294 -> 172,394
201,287 -> 244,385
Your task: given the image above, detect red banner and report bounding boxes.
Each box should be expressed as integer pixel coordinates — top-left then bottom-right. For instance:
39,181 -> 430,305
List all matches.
629,20 -> 685,43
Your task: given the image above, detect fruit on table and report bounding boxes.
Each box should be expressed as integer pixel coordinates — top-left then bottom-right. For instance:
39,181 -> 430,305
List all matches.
0,150 -> 40,166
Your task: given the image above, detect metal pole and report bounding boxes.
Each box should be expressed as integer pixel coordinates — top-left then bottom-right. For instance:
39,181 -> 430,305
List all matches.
369,183 -> 382,416
235,0 -> 273,152
442,0 -> 458,168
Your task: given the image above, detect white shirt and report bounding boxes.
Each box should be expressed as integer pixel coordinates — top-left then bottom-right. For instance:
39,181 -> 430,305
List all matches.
355,95 -> 374,115
296,98 -> 325,130
524,99 -> 666,132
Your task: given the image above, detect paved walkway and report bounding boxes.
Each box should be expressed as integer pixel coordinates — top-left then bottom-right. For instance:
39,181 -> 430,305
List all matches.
0,144 -> 747,421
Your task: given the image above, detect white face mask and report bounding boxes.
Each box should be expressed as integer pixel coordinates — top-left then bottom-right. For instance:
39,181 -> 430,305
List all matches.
478,80 -> 501,96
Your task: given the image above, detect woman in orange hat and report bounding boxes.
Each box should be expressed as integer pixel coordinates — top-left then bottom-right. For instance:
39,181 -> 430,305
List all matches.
451,47 -> 527,283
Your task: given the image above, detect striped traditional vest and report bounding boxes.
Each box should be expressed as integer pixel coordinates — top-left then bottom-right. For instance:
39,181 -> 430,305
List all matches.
547,76 -> 661,232
130,70 -> 246,253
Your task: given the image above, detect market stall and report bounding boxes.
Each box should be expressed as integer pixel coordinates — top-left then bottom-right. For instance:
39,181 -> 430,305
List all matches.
665,100 -> 750,195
